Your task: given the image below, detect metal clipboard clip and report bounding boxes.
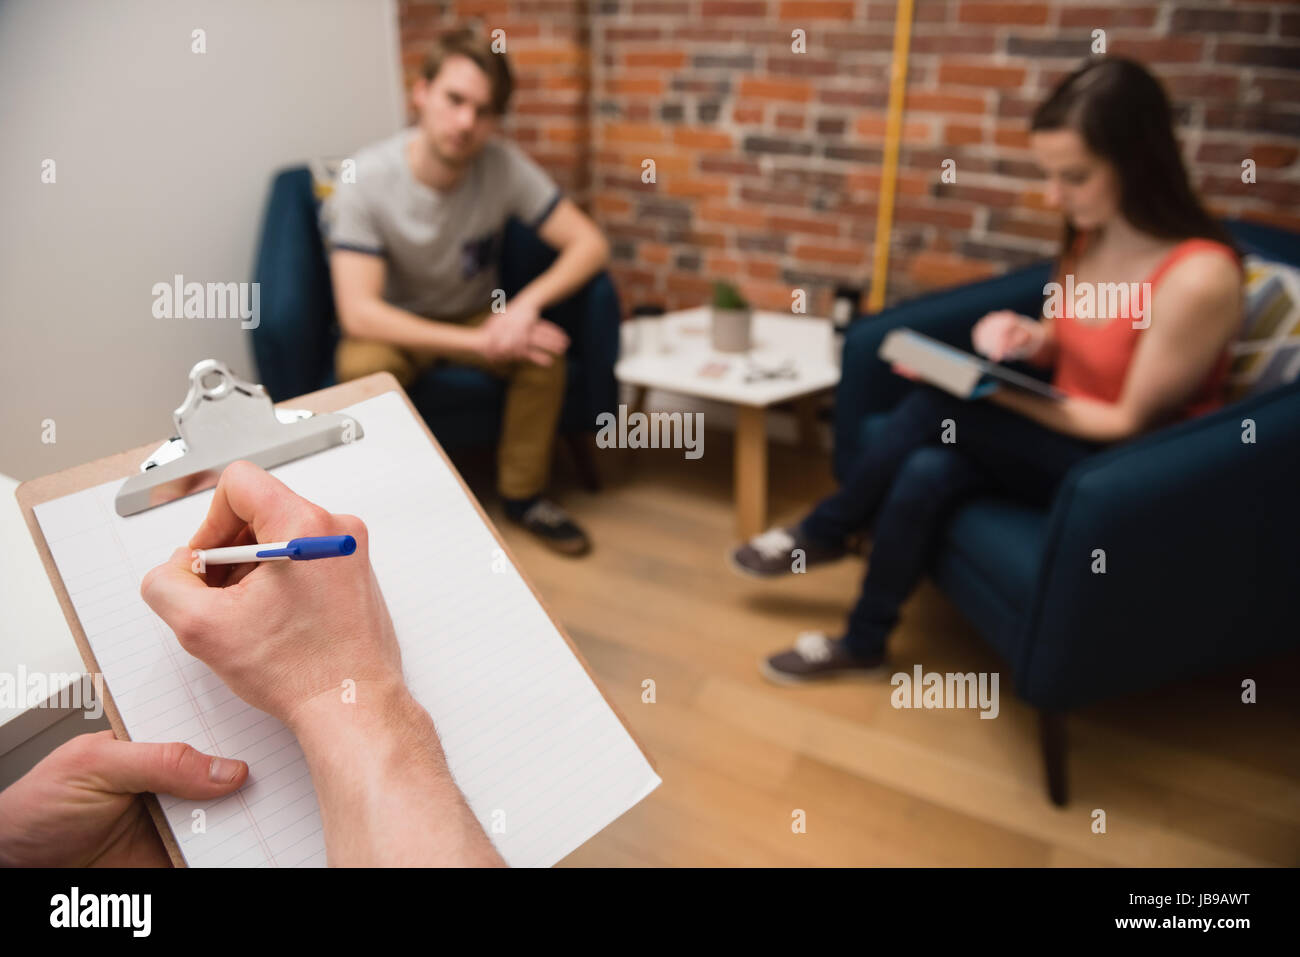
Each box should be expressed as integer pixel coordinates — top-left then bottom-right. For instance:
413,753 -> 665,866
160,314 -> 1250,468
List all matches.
114,359 -> 364,517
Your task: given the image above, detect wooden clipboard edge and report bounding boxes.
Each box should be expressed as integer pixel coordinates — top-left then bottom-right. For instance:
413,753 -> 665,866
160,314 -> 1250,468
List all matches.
15,371 -> 658,868
17,443 -> 192,866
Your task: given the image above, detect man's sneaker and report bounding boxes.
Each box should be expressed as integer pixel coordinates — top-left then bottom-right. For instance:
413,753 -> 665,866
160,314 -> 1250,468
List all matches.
510,499 -> 591,557
760,632 -> 887,685
729,526 -> 847,578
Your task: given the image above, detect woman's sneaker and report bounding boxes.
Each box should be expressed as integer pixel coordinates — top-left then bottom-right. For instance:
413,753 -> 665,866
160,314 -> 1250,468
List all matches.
729,526 -> 847,578
760,632 -> 887,684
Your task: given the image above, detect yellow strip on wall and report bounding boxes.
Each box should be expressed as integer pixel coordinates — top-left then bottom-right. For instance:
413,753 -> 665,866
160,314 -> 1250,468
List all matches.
866,0 -> 916,313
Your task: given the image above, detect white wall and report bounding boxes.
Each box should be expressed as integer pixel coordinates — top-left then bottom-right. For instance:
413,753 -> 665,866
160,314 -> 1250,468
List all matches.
0,0 -> 406,479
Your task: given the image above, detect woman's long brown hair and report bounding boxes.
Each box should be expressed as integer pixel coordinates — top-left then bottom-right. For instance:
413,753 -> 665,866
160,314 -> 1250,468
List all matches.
1030,57 -> 1236,258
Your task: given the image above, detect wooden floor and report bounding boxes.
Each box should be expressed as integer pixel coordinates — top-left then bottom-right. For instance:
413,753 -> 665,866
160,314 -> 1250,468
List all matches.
455,428 -> 1300,867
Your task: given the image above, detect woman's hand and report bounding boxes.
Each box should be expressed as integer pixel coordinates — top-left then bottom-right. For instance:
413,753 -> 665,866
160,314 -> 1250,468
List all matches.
972,310 -> 1047,362
0,730 -> 247,867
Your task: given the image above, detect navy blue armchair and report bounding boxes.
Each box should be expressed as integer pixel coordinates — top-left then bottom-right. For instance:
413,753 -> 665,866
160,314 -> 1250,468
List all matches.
835,219 -> 1300,804
249,166 -> 620,479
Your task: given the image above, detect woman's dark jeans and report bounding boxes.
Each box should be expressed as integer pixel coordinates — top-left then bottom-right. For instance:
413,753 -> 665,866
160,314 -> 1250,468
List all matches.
800,384 -> 1105,658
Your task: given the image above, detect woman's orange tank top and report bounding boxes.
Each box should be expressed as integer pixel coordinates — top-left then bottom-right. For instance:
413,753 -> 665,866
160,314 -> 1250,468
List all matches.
1051,236 -> 1240,420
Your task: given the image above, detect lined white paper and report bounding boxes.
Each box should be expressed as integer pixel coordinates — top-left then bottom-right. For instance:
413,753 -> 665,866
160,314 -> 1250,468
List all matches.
33,390 -> 660,867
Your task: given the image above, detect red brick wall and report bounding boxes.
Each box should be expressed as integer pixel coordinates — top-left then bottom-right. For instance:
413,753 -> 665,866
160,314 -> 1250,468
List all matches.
398,0 -> 1300,316
398,0 -> 594,199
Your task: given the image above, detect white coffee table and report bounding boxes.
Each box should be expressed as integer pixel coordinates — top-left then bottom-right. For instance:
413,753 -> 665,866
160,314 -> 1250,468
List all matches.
614,308 -> 841,538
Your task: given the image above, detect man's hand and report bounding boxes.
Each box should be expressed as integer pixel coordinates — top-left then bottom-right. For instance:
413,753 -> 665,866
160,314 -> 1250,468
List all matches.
478,298 -> 570,366
971,310 -> 1047,362
485,297 -> 540,359
139,460 -> 405,732
133,461 -> 500,866
0,730 -> 247,867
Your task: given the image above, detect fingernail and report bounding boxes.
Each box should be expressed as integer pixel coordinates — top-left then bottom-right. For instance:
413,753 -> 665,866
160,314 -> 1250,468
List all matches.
209,756 -> 241,783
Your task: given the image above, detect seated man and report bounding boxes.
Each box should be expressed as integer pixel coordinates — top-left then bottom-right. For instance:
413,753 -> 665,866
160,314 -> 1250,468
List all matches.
327,26 -> 610,556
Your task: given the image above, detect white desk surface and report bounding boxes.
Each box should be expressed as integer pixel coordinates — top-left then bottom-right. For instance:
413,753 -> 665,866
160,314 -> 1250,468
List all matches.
1,473 -> 87,754
615,309 -> 841,407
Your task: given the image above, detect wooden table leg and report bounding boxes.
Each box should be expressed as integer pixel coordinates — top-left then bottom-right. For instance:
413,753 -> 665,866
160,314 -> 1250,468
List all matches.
629,385 -> 647,416
794,394 -> 822,452
734,405 -> 767,540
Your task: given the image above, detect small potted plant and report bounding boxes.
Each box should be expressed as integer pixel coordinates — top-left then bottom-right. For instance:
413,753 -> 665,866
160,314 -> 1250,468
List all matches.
710,281 -> 752,353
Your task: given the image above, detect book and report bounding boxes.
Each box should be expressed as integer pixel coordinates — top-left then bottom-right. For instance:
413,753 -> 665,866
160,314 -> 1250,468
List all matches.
879,328 -> 1064,400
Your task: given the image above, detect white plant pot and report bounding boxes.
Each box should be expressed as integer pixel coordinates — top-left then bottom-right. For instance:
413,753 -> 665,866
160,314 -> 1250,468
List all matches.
710,307 -> 752,353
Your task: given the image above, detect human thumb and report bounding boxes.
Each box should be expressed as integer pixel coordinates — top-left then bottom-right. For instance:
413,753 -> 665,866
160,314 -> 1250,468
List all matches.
82,731 -> 249,799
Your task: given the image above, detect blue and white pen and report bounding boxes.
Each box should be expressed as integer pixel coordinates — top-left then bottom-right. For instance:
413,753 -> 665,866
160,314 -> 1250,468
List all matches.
191,535 -> 356,574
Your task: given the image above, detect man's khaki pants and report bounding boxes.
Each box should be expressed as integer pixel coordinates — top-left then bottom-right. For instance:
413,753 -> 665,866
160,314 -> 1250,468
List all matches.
335,309 -> 565,501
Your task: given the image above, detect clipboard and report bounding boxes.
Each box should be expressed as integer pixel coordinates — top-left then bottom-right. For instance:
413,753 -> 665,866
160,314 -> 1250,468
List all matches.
15,360 -> 656,867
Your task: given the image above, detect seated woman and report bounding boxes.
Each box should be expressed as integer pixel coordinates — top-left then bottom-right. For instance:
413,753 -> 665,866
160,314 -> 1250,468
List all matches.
730,56 -> 1244,683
